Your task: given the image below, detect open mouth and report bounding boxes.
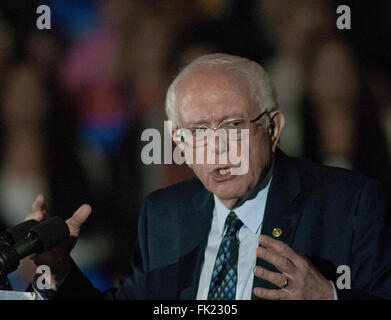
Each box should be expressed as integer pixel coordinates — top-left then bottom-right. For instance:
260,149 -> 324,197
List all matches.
218,168 -> 231,175
211,167 -> 235,182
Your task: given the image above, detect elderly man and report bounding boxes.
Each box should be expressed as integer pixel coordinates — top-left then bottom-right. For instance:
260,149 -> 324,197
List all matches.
27,53 -> 390,300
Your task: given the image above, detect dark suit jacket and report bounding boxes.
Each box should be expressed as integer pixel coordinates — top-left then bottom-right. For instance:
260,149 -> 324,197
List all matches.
53,150 -> 391,300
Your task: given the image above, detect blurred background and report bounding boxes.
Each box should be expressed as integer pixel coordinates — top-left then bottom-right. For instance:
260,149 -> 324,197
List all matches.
0,0 -> 390,291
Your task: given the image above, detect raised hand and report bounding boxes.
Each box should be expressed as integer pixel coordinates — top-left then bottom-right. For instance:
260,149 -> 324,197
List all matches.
253,235 -> 334,300
25,194 -> 92,285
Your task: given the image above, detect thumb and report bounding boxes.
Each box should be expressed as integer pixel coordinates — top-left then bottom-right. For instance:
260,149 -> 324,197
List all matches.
66,204 -> 92,238
32,194 -> 46,212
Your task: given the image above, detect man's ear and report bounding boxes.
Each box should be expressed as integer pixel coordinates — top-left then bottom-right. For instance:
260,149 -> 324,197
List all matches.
268,110 -> 285,152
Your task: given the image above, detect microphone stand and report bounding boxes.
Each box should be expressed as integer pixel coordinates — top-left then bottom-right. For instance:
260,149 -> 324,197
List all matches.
0,274 -> 12,291
0,232 -> 15,291
0,217 -> 69,299
0,233 -> 39,299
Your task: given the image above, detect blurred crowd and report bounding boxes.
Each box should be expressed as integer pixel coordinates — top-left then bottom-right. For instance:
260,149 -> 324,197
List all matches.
0,0 -> 390,291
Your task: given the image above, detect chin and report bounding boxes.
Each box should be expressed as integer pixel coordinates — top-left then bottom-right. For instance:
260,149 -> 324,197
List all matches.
210,182 -> 246,202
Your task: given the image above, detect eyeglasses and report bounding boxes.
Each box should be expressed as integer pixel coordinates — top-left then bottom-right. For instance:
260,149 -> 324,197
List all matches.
175,111 -> 269,148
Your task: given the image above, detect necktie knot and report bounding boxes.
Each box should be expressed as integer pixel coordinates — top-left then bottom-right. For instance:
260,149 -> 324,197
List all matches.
225,211 -> 243,238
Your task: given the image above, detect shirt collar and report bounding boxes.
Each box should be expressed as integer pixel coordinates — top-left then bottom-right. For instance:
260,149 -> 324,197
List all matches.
213,161 -> 274,236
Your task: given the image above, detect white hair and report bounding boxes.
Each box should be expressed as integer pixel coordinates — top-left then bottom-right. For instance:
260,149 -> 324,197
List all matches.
165,53 -> 278,129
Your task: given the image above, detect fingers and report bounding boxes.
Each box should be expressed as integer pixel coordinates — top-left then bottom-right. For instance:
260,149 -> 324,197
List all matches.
24,194 -> 47,221
254,266 -> 289,288
32,194 -> 46,212
66,204 -> 92,237
253,287 -> 288,300
27,196 -> 92,239
24,211 -> 44,222
259,235 -> 299,263
26,194 -> 48,222
256,246 -> 295,275
24,194 -> 46,221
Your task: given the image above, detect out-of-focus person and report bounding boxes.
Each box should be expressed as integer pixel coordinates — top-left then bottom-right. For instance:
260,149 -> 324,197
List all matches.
256,0 -> 335,157
0,61 -> 111,290
302,38 -> 391,206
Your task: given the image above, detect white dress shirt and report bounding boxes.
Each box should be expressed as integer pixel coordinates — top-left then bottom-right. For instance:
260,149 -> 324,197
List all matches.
196,166 -> 273,300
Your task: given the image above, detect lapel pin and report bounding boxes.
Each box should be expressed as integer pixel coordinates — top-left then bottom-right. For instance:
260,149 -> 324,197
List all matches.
272,228 -> 283,238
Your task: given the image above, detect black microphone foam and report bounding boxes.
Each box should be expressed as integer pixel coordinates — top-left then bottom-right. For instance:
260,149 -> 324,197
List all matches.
28,216 -> 70,252
1,217 -> 70,277
4,220 -> 39,244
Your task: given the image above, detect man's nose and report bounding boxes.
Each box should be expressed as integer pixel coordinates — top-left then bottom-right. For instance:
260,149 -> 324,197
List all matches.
208,129 -> 228,154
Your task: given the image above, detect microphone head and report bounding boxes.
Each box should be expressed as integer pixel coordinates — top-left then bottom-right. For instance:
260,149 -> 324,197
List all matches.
28,217 -> 70,252
4,220 -> 39,244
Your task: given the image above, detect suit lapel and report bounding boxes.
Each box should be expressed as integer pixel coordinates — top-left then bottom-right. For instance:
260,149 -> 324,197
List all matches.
252,150 -> 303,300
179,185 -> 214,299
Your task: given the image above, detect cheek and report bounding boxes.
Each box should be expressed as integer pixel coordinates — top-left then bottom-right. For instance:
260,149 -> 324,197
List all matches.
190,164 -> 209,182
248,135 -> 271,174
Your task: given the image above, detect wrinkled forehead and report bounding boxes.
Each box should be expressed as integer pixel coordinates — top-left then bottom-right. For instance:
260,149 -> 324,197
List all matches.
176,65 -> 255,122
177,64 -> 250,93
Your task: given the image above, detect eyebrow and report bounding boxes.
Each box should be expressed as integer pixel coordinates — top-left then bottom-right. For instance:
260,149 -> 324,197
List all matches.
186,120 -> 209,127
185,113 -> 247,127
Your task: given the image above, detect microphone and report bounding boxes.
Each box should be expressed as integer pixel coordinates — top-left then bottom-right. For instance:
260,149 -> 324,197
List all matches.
0,217 -> 70,277
1,220 -> 39,245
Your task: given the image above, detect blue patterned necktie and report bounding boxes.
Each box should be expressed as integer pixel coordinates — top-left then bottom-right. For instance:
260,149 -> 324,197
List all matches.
208,211 -> 243,300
